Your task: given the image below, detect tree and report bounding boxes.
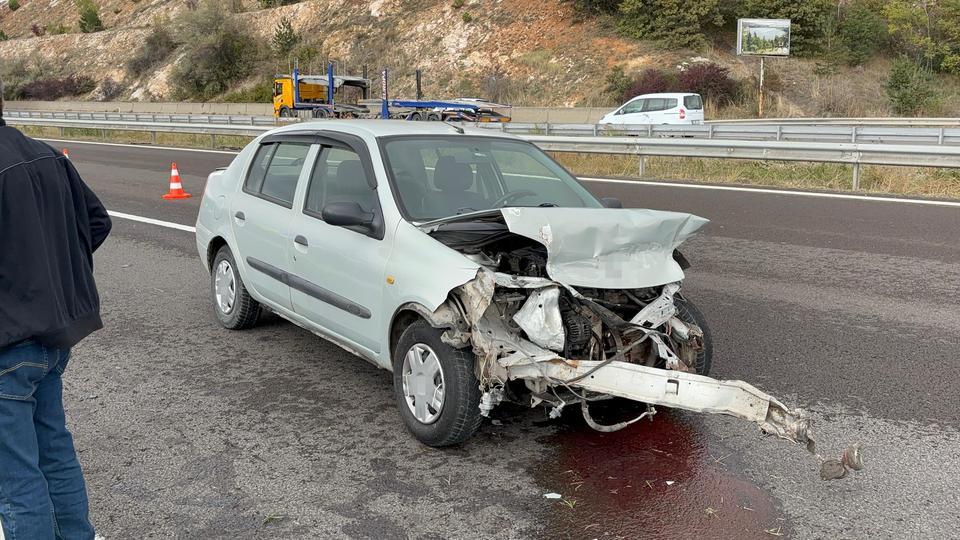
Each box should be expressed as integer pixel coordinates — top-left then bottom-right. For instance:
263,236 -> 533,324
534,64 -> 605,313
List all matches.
884,0 -> 960,73
272,17 -> 299,57
886,57 -> 936,115
173,0 -> 257,99
617,0 -> 724,48
76,0 -> 104,33
838,1 -> 886,66
738,0 -> 833,56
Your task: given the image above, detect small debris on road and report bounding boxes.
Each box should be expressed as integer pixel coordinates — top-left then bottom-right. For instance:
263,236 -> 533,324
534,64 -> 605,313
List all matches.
544,492 -> 562,499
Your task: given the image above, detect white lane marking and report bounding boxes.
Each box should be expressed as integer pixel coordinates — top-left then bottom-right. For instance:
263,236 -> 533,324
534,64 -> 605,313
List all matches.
41,138 -> 960,207
108,211 -> 196,233
579,177 -> 960,208
38,138 -> 239,155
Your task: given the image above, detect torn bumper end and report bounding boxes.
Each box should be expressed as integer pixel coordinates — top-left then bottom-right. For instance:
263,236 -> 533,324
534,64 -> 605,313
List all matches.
504,358 -> 816,452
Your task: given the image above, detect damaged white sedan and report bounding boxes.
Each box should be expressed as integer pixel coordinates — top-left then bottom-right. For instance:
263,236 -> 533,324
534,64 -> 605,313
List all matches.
196,121 -> 855,474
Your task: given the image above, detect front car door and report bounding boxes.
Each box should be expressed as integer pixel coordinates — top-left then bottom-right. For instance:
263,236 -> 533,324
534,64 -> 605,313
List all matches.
231,138 -> 313,311
615,98 -> 649,125
288,138 -> 390,355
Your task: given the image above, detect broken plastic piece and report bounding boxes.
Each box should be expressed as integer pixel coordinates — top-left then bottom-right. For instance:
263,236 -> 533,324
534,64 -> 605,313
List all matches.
819,460 -> 847,480
543,492 -> 562,499
842,443 -> 864,471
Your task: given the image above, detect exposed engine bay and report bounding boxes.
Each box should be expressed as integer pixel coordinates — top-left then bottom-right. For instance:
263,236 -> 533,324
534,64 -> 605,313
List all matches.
421,207 -> 863,479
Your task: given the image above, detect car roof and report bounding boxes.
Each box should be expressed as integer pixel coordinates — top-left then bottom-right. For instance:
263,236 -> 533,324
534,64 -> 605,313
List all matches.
270,119 -> 519,140
628,93 -> 700,100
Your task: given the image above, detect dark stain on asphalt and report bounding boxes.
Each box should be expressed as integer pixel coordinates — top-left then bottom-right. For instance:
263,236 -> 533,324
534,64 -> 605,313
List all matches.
532,403 -> 788,539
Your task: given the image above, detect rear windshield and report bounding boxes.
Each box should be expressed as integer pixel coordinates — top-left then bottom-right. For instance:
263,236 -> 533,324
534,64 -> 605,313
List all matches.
684,95 -> 703,110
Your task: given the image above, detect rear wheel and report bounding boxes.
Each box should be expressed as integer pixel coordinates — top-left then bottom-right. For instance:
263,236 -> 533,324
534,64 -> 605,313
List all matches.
393,320 -> 482,446
278,106 -> 291,118
211,246 -> 261,330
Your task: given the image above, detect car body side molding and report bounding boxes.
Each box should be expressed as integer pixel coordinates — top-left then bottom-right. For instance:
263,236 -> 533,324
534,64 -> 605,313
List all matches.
246,256 -> 372,319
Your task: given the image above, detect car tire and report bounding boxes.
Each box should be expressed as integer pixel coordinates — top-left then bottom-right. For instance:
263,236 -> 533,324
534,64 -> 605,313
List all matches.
674,298 -> 712,376
211,245 -> 261,330
393,320 -> 482,447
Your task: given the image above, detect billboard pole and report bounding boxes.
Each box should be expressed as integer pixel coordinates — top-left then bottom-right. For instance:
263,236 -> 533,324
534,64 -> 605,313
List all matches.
759,56 -> 765,118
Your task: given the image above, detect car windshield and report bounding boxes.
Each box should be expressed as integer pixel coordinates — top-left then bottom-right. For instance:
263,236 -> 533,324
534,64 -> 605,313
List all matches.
381,136 -> 603,221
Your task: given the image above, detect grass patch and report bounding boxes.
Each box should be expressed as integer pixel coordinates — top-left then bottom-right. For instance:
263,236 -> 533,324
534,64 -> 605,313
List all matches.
553,152 -> 960,199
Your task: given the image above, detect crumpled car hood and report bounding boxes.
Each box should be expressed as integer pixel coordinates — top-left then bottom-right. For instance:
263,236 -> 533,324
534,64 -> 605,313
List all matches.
499,207 -> 709,289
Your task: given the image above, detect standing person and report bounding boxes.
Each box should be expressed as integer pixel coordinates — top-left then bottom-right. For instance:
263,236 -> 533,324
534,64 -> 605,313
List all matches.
0,87 -> 110,539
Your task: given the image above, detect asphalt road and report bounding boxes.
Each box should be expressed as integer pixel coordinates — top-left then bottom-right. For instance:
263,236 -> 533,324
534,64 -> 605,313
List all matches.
44,138 -> 960,539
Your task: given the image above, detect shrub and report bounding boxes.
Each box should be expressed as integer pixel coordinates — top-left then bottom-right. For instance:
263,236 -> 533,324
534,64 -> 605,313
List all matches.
604,66 -> 632,102
738,0 -> 834,56
173,1 -> 257,99
258,0 -> 299,8
0,31 -> 7,41
570,0 -> 618,14
886,58 -> 936,115
76,0 -> 104,33
95,77 -> 124,100
271,17 -> 299,57
222,79 -> 274,102
16,75 -> 96,100
462,12 -> 472,23
452,0 -> 464,8
8,0 -> 19,10
127,24 -> 177,76
46,23 -> 70,35
617,0 -> 724,49
622,68 -> 677,101
677,62 -> 738,105
31,24 -> 44,36
838,1 -> 886,66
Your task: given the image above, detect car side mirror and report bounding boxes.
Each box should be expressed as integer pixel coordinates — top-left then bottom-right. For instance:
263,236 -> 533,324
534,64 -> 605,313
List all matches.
601,197 -> 623,208
322,201 -> 374,228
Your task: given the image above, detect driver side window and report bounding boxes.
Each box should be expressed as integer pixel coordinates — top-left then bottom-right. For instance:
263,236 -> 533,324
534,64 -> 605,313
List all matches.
620,99 -> 645,114
304,147 -> 378,218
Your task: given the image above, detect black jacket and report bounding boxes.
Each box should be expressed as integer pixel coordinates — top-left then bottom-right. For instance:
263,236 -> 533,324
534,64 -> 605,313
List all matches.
0,119 -> 112,349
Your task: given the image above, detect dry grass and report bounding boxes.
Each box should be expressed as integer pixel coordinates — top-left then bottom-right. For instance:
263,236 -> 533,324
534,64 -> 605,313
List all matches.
553,152 -> 960,199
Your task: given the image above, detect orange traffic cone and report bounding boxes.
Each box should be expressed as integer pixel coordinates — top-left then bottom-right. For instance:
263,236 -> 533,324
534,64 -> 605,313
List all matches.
162,162 -> 192,200
62,148 -> 70,159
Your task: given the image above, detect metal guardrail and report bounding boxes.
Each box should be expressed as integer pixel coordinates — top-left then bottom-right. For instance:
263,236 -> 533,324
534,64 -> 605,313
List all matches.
3,109 -> 288,127
10,116 -> 960,190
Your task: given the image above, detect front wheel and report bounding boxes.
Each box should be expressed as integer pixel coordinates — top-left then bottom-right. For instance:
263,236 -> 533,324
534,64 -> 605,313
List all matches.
211,246 -> 261,330
393,320 -> 482,447
674,298 -> 713,375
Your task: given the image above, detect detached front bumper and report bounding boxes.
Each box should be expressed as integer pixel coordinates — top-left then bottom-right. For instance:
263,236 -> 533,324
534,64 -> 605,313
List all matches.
504,357 -> 815,452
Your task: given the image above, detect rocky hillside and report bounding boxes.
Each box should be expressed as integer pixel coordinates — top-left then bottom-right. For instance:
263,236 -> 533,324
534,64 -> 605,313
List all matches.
1,0 -> 947,117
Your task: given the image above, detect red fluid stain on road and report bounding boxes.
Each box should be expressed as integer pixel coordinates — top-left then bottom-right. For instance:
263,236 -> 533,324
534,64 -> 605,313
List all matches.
536,408 -> 787,539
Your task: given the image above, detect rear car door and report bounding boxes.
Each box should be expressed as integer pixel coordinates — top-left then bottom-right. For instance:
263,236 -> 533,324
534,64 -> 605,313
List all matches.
231,138 -> 313,311
288,139 -> 389,354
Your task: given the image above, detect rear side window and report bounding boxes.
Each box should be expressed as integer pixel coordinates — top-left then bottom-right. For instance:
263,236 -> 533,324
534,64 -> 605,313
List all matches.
642,98 -> 677,112
684,95 -> 703,110
244,142 -> 310,207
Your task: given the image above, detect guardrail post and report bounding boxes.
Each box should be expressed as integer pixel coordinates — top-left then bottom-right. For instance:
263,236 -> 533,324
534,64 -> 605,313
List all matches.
852,162 -> 861,190
210,134 -> 216,148
647,124 -> 653,137
545,122 -> 551,135
151,131 -> 157,145
59,126 -> 64,138
851,127 -> 858,143
776,125 -> 782,141
939,127 -> 945,145
708,124 -> 714,139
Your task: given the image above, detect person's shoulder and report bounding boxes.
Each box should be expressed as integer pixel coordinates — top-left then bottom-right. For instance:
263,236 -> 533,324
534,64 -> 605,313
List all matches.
0,125 -> 60,174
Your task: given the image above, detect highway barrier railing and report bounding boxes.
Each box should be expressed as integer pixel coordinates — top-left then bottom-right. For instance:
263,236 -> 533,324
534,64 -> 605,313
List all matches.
10,116 -> 960,190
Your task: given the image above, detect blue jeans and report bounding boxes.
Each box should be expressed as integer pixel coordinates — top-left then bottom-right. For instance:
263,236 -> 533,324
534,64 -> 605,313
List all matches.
0,340 -> 95,540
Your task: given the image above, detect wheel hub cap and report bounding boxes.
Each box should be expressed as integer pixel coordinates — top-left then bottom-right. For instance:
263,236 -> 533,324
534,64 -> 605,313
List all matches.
214,260 -> 236,315
402,343 -> 445,424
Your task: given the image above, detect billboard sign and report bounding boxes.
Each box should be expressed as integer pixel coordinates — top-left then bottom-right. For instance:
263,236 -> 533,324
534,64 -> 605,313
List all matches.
737,18 -> 791,56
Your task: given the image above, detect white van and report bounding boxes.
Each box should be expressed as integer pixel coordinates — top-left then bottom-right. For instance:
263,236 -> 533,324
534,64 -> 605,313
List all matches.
598,93 -> 704,125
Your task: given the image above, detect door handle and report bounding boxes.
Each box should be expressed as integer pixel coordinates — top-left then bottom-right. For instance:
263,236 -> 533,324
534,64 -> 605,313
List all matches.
234,211 -> 246,220
294,235 -> 308,247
